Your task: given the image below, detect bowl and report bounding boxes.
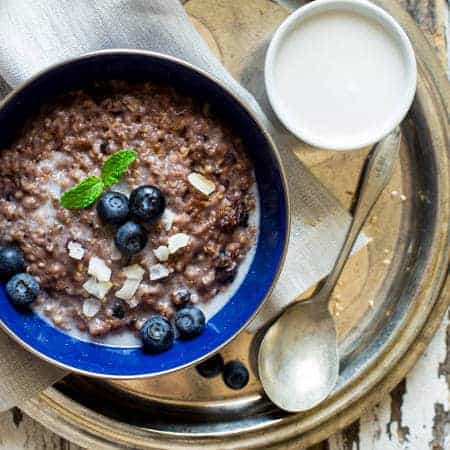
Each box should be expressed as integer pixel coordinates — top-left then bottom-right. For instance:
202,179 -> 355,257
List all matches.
265,0 -> 417,150
0,50 -> 289,378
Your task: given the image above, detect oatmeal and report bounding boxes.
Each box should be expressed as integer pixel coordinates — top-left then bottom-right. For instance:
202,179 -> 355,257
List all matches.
0,81 -> 257,340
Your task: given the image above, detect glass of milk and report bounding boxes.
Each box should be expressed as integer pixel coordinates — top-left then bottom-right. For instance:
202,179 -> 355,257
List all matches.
265,0 -> 417,150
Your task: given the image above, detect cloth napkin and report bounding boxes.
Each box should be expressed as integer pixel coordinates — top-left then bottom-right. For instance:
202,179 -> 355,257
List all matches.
0,0 -> 366,412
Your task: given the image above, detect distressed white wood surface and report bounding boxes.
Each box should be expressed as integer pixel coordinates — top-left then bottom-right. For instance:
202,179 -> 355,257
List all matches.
0,2 -> 448,449
328,312 -> 450,450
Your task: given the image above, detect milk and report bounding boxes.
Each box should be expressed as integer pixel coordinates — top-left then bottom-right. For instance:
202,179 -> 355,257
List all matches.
273,10 -> 409,148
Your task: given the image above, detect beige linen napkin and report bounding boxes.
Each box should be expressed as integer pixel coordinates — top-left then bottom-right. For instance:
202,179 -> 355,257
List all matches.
0,0 -> 366,412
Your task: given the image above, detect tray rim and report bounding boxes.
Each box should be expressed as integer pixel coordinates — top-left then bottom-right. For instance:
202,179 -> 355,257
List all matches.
21,1 -> 450,448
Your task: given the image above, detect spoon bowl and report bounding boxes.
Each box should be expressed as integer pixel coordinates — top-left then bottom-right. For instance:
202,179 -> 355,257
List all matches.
259,299 -> 338,412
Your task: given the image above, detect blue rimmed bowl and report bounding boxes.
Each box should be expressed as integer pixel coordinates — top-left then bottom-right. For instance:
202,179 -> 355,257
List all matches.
0,50 -> 289,378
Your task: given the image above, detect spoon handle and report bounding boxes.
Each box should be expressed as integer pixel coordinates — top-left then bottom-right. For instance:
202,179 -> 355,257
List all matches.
319,127 -> 401,302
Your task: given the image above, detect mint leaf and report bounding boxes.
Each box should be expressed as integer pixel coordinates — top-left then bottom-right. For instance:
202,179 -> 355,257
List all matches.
59,149 -> 137,209
60,176 -> 104,209
102,149 -> 137,187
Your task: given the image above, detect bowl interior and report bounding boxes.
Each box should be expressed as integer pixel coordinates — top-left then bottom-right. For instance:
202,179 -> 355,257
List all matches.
0,52 -> 288,377
265,0 -> 417,150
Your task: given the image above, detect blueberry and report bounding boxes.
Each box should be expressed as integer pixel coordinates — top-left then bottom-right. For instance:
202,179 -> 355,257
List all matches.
114,221 -> 148,256
140,315 -> 174,354
129,185 -> 165,222
196,353 -> 224,378
6,273 -> 40,308
0,246 -> 25,281
97,191 -> 129,224
223,361 -> 249,390
174,306 -> 205,339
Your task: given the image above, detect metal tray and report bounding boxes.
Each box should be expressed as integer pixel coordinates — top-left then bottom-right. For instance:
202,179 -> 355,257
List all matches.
21,1 -> 449,448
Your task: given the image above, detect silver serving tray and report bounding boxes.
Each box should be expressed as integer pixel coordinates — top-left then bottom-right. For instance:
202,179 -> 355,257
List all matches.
21,1 -> 449,448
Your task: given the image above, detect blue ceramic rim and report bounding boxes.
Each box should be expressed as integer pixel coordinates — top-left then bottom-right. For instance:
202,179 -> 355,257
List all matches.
0,50 -> 290,378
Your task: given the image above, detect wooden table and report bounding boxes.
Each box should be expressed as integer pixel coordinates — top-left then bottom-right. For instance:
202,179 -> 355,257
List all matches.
0,1 -> 448,448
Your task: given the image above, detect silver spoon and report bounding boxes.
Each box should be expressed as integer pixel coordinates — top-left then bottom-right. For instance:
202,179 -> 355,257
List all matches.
258,128 -> 401,412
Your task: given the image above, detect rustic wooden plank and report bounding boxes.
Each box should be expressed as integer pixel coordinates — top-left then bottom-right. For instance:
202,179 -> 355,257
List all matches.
328,311 -> 450,450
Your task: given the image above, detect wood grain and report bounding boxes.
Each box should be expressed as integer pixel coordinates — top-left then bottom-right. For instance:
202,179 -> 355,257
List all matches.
328,310 -> 450,450
0,1 -> 448,449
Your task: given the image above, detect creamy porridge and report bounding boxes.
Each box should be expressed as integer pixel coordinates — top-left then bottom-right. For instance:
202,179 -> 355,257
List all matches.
0,81 -> 258,346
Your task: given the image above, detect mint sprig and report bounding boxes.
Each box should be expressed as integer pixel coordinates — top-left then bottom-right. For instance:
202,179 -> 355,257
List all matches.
60,149 -> 137,209
102,149 -> 138,187
60,176 -> 104,209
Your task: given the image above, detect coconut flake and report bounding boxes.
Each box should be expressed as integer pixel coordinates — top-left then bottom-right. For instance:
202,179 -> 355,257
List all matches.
82,277 -> 113,300
82,298 -> 101,318
168,233 -> 190,254
67,241 -> 85,260
115,264 -> 145,300
149,264 -> 170,281
110,242 -> 122,261
188,172 -> 215,196
154,245 -> 170,262
123,264 -> 145,280
160,208 -> 175,231
88,257 -> 111,282
115,278 -> 141,301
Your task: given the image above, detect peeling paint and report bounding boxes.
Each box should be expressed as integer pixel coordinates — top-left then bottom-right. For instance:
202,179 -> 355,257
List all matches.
330,312 -> 450,450
430,402 -> 450,449
342,421 -> 360,450
387,380 -> 410,442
